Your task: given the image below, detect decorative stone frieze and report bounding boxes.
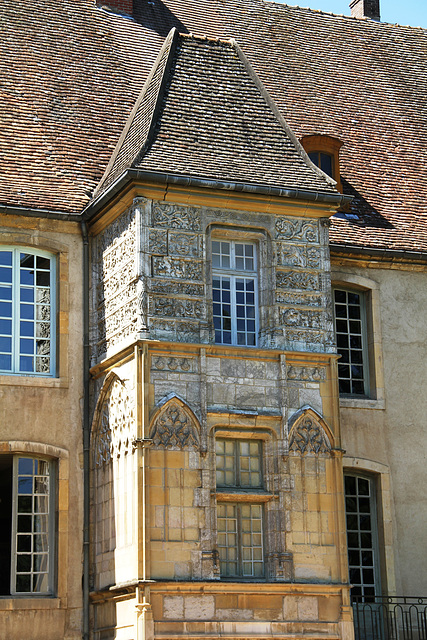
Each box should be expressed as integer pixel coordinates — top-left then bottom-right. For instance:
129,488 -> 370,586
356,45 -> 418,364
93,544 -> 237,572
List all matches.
151,356 -> 195,372
152,256 -> 203,281
150,279 -> 204,297
275,291 -> 323,307
282,308 -> 323,329
289,413 -> 331,455
287,366 -> 326,381
275,218 -> 319,243
151,297 -> 205,319
150,400 -> 199,449
286,329 -> 325,345
152,203 -> 201,230
276,271 -> 320,291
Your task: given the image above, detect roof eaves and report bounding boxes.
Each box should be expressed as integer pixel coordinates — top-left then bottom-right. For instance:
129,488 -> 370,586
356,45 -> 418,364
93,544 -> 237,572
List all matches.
83,168 -> 352,221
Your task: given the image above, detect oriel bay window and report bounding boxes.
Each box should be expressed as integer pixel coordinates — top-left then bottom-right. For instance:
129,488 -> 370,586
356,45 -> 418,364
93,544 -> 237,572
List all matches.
216,439 -> 265,578
212,240 -> 258,346
0,248 -> 56,376
0,456 -> 55,596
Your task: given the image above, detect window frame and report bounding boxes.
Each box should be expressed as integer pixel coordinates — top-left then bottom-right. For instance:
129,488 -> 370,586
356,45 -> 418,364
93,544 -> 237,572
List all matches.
301,134 -> 343,192
211,239 -> 259,347
215,437 -> 267,579
0,455 -> 56,597
0,247 -> 57,377
333,286 -> 370,397
344,472 -> 381,601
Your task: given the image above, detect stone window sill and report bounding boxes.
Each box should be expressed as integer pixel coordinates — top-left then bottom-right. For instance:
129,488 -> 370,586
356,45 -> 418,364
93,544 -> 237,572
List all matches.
339,396 -> 385,410
0,597 -> 62,610
0,375 -> 68,389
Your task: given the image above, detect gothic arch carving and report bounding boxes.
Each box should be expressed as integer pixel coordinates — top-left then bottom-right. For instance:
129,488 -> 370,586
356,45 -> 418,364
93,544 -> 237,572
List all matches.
91,370 -> 135,466
150,394 -> 200,450
288,405 -> 333,455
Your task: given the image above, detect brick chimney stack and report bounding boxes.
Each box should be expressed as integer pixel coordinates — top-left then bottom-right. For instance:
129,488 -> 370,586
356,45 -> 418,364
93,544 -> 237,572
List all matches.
349,0 -> 380,20
96,0 -> 133,15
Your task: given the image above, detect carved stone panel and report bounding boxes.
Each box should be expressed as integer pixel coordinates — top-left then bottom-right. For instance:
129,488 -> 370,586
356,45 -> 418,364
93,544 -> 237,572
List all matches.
275,291 -> 323,307
276,245 -> 322,269
149,229 -> 168,255
276,271 -> 320,291
275,218 -> 319,243
168,231 -> 200,258
150,400 -> 199,449
151,296 -> 206,319
281,308 -> 323,329
287,366 -> 326,381
152,203 -> 201,231
289,414 -> 331,455
152,257 -> 203,281
150,279 -> 204,297
151,356 -> 196,372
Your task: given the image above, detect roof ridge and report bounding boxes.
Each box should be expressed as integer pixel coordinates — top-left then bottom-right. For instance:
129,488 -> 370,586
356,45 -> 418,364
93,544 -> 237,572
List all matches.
263,1 -> 427,31
92,27 -> 179,199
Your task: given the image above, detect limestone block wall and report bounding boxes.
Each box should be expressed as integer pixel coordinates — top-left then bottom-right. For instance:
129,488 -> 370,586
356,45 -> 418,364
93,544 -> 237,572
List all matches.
0,216 -> 84,640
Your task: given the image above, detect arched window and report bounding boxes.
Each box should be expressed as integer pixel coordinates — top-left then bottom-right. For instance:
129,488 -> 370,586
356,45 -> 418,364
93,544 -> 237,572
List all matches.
0,247 -> 56,376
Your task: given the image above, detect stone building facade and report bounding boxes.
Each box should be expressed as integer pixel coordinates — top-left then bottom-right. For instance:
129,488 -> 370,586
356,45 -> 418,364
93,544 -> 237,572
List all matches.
88,190 -> 351,639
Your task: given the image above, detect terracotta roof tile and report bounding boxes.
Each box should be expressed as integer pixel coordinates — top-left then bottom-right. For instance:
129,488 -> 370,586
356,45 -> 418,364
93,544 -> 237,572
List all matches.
1,0 -> 426,255
95,29 -> 337,197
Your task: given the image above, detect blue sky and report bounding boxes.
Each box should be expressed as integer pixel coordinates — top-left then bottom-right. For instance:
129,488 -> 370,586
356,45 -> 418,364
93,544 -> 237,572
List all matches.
273,0 -> 427,28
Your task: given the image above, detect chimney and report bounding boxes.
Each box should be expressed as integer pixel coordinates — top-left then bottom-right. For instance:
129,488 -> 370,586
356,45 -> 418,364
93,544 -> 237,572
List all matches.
96,0 -> 133,15
349,0 -> 380,20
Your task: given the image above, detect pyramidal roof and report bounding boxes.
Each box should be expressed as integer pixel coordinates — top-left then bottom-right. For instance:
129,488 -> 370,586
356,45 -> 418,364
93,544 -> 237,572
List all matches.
93,28 -> 340,202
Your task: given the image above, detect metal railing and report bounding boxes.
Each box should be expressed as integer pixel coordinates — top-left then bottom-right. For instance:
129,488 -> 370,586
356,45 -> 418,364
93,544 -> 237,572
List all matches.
353,597 -> 427,640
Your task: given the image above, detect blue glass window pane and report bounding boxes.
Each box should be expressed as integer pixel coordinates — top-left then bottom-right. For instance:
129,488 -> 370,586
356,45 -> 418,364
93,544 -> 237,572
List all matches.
0,353 -> 11,369
0,286 -> 12,300
247,307 -> 255,318
0,301 -> 12,316
0,251 -> 12,266
222,290 -> 230,303
246,293 -> 254,304
223,332 -> 232,344
213,290 -> 220,302
0,319 -> 12,334
20,270 -> 34,286
0,336 -> 12,351
20,304 -> 34,320
20,338 -> 34,354
20,289 -> 34,302
0,267 -> 12,283
213,304 -> 221,315
237,333 -> 246,345
20,321 -> 34,337
20,356 -> 34,372
246,280 -> 254,291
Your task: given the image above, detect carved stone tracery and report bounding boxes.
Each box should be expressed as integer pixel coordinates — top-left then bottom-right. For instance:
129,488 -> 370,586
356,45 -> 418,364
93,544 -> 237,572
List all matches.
93,377 -> 135,466
289,412 -> 332,455
150,400 -> 199,449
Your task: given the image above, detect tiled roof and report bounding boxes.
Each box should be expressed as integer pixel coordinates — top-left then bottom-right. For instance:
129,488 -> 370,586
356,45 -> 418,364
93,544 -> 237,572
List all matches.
1,0 -> 427,255
95,29 -> 337,197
